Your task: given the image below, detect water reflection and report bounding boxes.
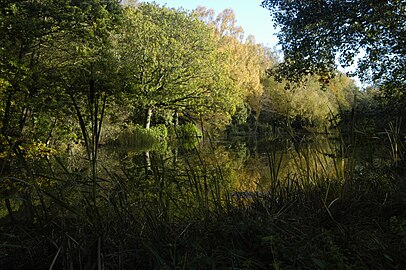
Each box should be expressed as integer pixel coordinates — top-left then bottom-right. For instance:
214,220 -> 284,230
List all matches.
68,134 -> 343,194
55,130 -> 391,208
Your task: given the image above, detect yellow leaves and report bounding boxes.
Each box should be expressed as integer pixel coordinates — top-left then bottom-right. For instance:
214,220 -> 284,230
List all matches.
35,176 -> 57,188
0,78 -> 11,95
18,141 -> 57,160
0,137 -> 57,161
261,73 -> 356,129
207,10 -> 268,115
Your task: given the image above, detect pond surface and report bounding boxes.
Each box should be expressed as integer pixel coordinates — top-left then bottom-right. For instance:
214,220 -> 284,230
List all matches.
60,131 -> 389,201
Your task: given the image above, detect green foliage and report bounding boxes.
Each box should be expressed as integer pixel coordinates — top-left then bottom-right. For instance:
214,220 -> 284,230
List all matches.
17,141 -> 56,160
114,4 -> 239,129
175,123 -> 202,138
194,7 -> 272,125
261,0 -> 405,92
0,1 -> 405,269
259,73 -> 358,130
0,0 -> 123,178
1,134 -> 405,269
116,124 -> 167,149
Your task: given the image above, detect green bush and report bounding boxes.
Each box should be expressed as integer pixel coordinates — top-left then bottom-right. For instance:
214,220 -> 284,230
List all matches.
175,123 -> 202,138
116,124 -> 168,148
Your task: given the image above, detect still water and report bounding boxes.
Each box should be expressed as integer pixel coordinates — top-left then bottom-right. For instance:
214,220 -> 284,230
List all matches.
62,133 -> 387,200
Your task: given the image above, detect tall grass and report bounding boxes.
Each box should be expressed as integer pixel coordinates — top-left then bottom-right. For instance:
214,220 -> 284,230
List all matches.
116,124 -> 168,148
0,125 -> 405,269
386,117 -> 403,165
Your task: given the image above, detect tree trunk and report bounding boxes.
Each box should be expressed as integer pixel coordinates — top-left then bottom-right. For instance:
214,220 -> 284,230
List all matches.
145,107 -> 153,129
144,151 -> 153,175
174,110 -> 179,127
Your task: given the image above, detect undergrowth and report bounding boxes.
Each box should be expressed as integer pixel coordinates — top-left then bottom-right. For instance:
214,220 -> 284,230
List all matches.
0,132 -> 405,269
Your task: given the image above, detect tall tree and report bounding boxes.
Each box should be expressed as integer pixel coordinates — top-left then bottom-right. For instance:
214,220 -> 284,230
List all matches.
0,0 -> 122,209
261,0 -> 405,94
115,3 -> 236,129
194,7 -> 271,128
260,73 -> 358,129
0,0 -> 121,147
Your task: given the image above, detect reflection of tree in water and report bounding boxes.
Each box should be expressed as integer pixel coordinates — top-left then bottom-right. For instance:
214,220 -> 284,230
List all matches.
55,134 -> 349,205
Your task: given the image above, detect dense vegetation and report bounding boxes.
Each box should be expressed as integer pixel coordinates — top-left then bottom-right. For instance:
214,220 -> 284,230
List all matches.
0,0 -> 405,269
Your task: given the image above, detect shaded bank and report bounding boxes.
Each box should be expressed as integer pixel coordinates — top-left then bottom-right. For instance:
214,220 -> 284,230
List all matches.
1,131 -> 405,269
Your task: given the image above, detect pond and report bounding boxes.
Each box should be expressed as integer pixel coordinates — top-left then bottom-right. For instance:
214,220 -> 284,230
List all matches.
53,130 -> 390,214
0,129 -> 399,269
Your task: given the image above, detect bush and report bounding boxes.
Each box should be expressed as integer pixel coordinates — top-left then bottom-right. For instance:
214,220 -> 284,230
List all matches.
175,123 -> 202,138
116,124 -> 168,149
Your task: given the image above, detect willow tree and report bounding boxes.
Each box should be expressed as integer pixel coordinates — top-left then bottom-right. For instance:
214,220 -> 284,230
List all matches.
259,73 -> 358,130
114,3 -> 237,129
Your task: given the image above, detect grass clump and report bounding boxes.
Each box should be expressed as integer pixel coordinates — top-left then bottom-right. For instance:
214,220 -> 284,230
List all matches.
115,124 -> 167,148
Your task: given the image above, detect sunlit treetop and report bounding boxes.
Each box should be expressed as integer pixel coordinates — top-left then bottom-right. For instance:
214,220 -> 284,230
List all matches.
261,0 -> 405,92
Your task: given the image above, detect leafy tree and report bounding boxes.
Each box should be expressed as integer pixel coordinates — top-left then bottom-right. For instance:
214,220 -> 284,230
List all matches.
0,0 -> 122,211
259,72 -> 358,130
261,0 -> 405,94
194,7 -> 272,131
0,0 -> 121,149
114,3 -> 237,129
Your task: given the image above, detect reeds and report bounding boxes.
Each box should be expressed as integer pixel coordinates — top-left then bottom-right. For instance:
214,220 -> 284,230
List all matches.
386,117 -> 403,166
1,125 -> 405,269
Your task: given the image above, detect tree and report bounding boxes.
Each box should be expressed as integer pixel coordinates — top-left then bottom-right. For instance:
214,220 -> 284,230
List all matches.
259,73 -> 357,130
115,3 -> 237,129
0,0 -> 121,150
194,7 -> 272,130
0,0 -> 123,210
261,0 -> 405,93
